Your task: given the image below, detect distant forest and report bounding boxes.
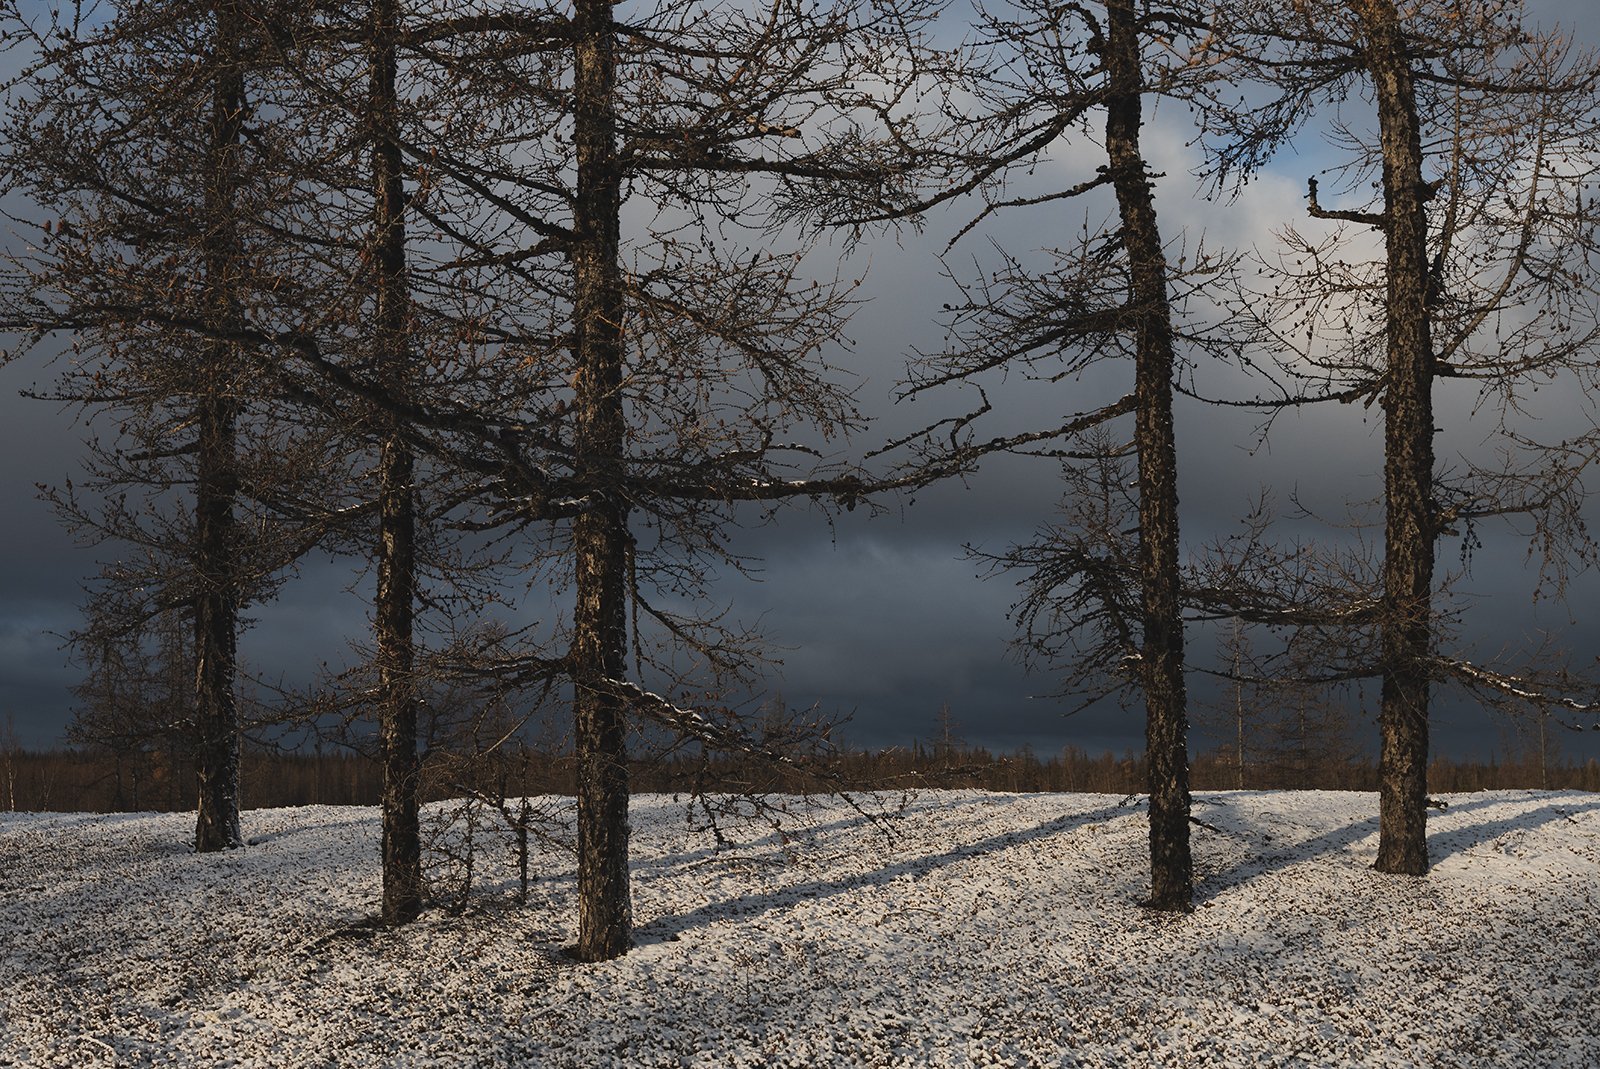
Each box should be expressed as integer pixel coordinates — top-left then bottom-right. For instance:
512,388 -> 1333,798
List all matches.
4,742 -> 1596,815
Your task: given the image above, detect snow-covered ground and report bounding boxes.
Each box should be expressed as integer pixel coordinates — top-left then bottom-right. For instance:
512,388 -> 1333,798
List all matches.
2,789 -> 1597,1067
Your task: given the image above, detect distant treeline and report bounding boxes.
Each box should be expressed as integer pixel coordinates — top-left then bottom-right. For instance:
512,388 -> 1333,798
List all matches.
4,742 -> 1598,814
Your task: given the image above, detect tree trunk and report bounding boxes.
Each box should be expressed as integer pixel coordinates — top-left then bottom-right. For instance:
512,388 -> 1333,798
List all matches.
1105,0 -> 1192,910
570,0 -> 633,962
1233,622 -> 1246,790
194,2 -> 245,854
371,0 -> 422,925
1356,0 -> 1435,876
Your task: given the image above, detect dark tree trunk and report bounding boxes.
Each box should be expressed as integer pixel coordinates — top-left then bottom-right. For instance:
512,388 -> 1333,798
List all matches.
1104,0 -> 1192,910
1356,0 -> 1435,876
194,2 -> 245,854
570,0 -> 632,962
371,0 -> 422,924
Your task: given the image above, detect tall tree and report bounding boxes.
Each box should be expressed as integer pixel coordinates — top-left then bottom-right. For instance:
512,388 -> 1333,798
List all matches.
0,0 -> 320,852
192,0 -> 249,852
1341,0 -> 1436,876
883,0 -> 1251,910
437,0 -> 938,958
368,0 -> 422,926
206,0 -> 945,956
566,0 -> 633,956
1103,0 -> 1190,907
7,0 -> 942,952
1203,0 -> 1600,872
181,0 -> 500,922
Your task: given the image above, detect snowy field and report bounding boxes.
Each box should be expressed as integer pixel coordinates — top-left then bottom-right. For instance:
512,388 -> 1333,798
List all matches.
2,790 -> 1598,1068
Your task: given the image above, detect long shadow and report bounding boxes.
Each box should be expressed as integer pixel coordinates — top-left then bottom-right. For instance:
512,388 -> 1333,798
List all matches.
1426,790 -> 1553,818
631,793 -> 1022,873
1427,796 -> 1600,864
1196,810 -> 1381,903
245,815 -> 376,847
1198,794 -> 1600,902
638,803 -> 1131,942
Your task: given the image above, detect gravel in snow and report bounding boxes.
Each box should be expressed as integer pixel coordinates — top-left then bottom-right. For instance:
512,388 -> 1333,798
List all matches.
2,789 -> 1597,1067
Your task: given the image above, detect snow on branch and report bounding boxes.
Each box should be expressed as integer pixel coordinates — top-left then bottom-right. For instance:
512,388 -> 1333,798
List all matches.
745,115 -> 801,138
1434,656 -> 1600,721
599,678 -> 900,836
602,678 -> 804,765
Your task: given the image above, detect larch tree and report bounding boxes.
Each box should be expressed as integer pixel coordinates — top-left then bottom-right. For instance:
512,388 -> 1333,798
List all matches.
404,0 -> 945,959
201,0 -> 503,924
0,0 -> 327,852
6,0 -> 532,909
1202,0 -> 1600,873
880,0 -> 1252,910
367,0 -> 423,927
1193,619 -> 1363,790
191,0 -> 249,851
171,0 -> 950,955
1104,0 -> 1193,908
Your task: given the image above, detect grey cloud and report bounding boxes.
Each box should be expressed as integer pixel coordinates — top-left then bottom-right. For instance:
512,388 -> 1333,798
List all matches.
4,1 -> 1600,767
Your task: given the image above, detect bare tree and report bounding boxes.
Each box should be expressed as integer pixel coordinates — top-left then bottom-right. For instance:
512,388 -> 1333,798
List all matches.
1201,0 -> 1600,874
165,0 -> 948,955
1201,621 -> 1255,790
1193,618 -> 1365,790
189,0 -> 251,852
3,0 -> 520,906
883,0 -> 1256,910
367,0 -> 422,927
442,0 -> 942,958
0,0 -> 335,851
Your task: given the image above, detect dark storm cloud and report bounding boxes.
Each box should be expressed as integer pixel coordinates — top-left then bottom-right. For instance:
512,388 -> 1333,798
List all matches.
0,338 -> 105,746
3,0 -> 1599,765
0,602 -> 80,747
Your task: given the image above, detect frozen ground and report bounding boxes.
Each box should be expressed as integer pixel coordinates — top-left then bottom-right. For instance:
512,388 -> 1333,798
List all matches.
1,789 -> 1597,1068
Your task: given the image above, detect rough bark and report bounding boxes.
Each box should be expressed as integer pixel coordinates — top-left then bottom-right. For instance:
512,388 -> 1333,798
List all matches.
1354,0 -> 1434,876
570,0 -> 633,962
1104,0 -> 1192,909
193,1 -> 246,854
371,0 -> 422,924
193,389 -> 242,852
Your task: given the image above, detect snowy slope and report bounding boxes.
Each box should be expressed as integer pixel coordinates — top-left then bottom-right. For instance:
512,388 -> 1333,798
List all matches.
2,790 -> 1597,1068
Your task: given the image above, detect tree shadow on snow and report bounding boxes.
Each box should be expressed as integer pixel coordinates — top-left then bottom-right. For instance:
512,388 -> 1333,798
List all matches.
1194,792 -> 1600,903
635,793 -> 1027,872
1426,795 -> 1600,864
1193,810 -> 1383,905
636,802 -> 1130,942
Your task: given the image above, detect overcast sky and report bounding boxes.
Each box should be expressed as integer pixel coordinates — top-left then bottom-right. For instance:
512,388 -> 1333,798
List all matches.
4,0 -> 1600,767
